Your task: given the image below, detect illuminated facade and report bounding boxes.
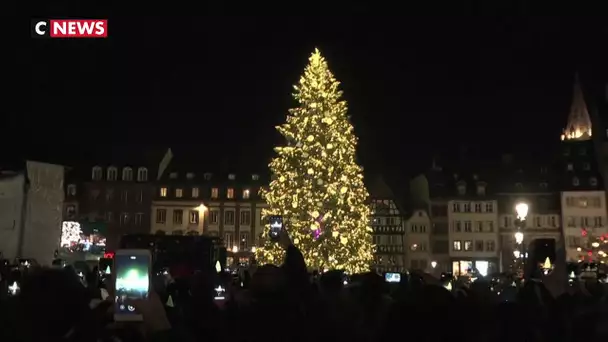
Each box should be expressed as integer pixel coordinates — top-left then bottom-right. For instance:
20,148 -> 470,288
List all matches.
151,153 -> 267,267
368,176 -> 406,273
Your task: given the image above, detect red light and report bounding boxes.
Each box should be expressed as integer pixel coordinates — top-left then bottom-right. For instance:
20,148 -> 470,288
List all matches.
588,251 -> 593,256
104,252 -> 114,259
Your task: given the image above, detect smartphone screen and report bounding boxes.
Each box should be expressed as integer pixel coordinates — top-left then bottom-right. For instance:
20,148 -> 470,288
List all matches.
114,250 -> 151,320
269,216 -> 283,240
384,272 -> 401,283
99,258 -> 113,275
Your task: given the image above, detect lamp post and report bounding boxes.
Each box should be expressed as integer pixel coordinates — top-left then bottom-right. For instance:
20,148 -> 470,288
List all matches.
514,202 -> 528,277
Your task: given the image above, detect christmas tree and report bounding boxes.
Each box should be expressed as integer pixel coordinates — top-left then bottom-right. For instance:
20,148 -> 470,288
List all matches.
576,228 -> 608,262
255,48 -> 375,274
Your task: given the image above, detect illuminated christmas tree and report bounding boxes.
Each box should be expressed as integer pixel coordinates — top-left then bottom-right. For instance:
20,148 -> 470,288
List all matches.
576,228 -> 608,263
255,48 -> 375,274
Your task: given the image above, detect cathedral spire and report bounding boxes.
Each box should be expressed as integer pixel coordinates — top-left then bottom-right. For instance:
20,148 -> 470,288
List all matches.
561,72 -> 592,141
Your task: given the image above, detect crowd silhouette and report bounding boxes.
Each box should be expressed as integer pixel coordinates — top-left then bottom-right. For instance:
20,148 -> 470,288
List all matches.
1,230 -> 608,342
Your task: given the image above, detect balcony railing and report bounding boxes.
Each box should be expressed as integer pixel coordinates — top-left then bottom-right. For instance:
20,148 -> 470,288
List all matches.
372,225 -> 405,234
375,245 -> 404,254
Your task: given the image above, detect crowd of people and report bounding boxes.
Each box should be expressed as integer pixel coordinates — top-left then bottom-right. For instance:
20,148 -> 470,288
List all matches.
1,231 -> 608,342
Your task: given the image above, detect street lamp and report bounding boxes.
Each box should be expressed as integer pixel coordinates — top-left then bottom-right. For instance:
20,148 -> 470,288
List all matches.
514,202 -> 528,277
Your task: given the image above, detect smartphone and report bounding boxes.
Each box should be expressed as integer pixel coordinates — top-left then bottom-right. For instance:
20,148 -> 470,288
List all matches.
113,249 -> 151,322
99,258 -> 113,275
269,215 -> 283,241
384,272 -> 401,283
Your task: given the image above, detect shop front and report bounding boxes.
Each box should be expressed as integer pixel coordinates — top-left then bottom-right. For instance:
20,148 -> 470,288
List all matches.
451,258 -> 499,277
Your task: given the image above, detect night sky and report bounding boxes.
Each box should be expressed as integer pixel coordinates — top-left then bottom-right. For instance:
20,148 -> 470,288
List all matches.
23,15 -> 608,179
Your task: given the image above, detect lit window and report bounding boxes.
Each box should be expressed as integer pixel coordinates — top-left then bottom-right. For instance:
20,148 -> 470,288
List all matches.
252,174 -> 260,181
175,188 -> 183,198
211,188 -> 219,198
227,188 -> 234,199
160,187 -> 167,197
242,189 -> 250,199
189,210 -> 199,224
228,174 -> 236,180
453,240 -> 462,251
464,240 -> 473,251
573,177 -> 580,186
186,172 -> 195,179
192,187 -> 199,198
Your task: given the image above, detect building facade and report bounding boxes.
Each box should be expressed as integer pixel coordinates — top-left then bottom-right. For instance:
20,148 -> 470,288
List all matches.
368,176 -> 406,273
559,74 -> 608,261
410,159 -> 499,276
495,153 -> 562,271
447,180 -> 499,277
404,209 -> 432,273
151,163 -> 267,267
64,149 -> 169,250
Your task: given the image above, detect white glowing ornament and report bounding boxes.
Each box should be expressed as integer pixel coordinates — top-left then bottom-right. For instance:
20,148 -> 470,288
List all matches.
8,282 -> 19,295
307,135 -> 314,142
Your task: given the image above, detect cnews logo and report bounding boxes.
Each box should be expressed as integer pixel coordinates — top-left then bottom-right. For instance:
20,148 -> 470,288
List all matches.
31,19 -> 108,38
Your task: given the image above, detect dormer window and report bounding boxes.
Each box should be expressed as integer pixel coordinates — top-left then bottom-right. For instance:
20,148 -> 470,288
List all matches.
540,182 -> 548,189
203,173 -> 212,180
590,177 -> 598,186
169,172 -> 178,179
515,183 -> 523,189
137,167 -> 148,182
583,163 -> 591,170
540,167 -> 548,174
252,174 -> 260,181
228,174 -> 236,180
573,177 -> 580,186
122,167 -> 133,181
579,148 -> 587,156
186,173 -> 195,180
472,174 -> 478,181
107,167 -> 117,181
92,166 -> 102,180
476,183 -> 486,196
456,181 -> 466,195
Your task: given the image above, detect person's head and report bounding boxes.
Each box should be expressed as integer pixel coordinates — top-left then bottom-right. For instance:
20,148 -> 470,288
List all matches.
18,268 -> 91,340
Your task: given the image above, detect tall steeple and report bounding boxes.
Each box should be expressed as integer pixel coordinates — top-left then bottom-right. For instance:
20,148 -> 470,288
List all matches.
561,73 -> 592,141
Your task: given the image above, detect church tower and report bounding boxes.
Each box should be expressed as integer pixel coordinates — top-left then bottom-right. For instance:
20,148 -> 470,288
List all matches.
561,73 -> 593,141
